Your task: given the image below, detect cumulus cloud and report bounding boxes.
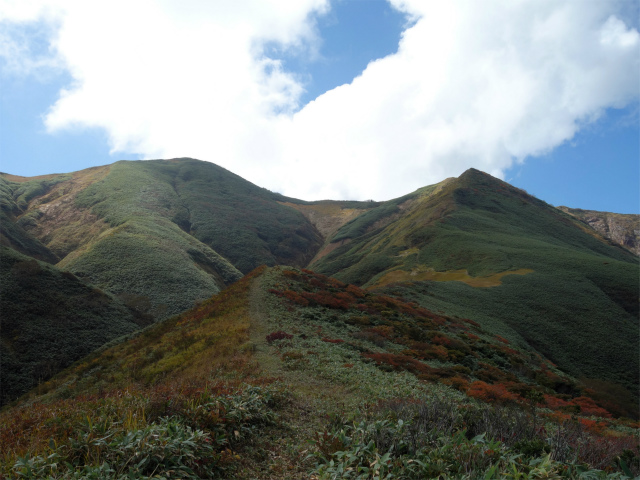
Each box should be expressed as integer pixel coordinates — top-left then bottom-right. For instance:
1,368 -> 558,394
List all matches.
275,0 -> 639,200
0,0 -> 638,200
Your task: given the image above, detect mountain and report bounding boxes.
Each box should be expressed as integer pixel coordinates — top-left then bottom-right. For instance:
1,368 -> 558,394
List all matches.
558,206 -> 639,256
1,159 -> 637,422
311,169 -> 639,396
0,158 -> 328,404
0,158 -> 327,318
1,265 -> 637,478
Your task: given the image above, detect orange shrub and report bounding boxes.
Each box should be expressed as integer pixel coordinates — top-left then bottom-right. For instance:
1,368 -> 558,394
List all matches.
571,397 -> 612,418
442,376 -> 470,392
467,381 -> 523,405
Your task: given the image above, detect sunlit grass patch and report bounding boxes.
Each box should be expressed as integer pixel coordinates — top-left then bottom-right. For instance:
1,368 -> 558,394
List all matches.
371,266 -> 535,288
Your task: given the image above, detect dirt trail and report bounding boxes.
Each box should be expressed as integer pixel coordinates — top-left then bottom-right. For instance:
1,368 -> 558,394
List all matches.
241,273 -> 351,479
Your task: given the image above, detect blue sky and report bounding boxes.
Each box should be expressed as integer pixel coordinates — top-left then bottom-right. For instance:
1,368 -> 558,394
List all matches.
1,0 -> 638,213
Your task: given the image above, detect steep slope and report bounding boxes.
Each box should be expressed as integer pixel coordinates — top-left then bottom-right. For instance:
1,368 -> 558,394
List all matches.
148,159 -> 323,273
0,246 -> 149,406
0,159 -> 323,406
0,176 -> 61,263
558,206 -> 639,255
311,169 -> 639,396
1,158 -> 324,318
2,266 -> 637,478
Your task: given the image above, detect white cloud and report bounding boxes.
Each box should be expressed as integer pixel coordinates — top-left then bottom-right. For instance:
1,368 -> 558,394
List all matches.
274,0 -> 639,200
0,0 -> 638,200
0,2 -> 65,77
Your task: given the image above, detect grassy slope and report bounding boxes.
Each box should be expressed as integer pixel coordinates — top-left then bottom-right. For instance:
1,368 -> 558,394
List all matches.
0,246 -> 149,406
1,266 -> 637,479
148,159 -> 324,273
4,159 -> 323,318
53,160 -> 243,318
0,159 -> 322,406
311,169 -> 639,396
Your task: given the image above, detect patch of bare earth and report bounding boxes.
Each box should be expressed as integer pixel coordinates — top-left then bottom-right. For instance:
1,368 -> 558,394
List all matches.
280,201 -> 371,265
18,166 -> 111,262
279,201 -> 369,239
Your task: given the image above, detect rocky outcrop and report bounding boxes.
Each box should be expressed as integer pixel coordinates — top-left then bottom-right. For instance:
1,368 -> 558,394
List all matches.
559,207 -> 640,255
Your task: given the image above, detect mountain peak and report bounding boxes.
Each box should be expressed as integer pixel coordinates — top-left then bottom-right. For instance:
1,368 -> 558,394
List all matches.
457,168 -> 508,188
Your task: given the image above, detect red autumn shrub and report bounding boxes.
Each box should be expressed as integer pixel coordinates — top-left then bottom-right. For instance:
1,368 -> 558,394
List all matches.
346,284 -> 366,298
363,352 -> 436,377
462,318 -> 481,328
442,375 -> 470,392
467,381 -> 523,405
266,331 -> 293,344
544,394 -> 611,418
321,337 -> 344,344
335,292 -> 355,303
571,396 -> 612,418
282,269 -> 301,279
476,362 -> 513,383
300,291 -> 350,310
579,418 -> 607,434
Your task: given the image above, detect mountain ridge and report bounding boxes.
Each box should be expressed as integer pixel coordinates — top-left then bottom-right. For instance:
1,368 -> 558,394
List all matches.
1,158 -> 637,411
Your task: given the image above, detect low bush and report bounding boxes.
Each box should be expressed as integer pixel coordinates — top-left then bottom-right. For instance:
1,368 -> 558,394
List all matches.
2,384 -> 283,479
266,331 -> 293,344
311,396 -> 639,479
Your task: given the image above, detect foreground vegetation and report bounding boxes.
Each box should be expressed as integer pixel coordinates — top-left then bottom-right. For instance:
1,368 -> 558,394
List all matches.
312,400 -> 638,479
3,266 -> 635,479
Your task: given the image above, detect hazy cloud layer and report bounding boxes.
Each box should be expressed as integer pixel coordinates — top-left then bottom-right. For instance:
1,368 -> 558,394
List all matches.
1,0 -> 638,200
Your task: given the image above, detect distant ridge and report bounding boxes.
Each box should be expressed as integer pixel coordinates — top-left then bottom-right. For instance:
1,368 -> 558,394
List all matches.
558,206 -> 639,255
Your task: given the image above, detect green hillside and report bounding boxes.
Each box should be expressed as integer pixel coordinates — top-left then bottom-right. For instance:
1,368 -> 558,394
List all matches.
0,159 -> 325,405
0,246 -> 149,406
1,266 -> 637,479
311,169 -> 639,397
1,159 -> 326,319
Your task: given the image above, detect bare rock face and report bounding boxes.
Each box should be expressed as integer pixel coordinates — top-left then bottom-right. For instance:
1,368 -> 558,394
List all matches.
559,206 -> 640,256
